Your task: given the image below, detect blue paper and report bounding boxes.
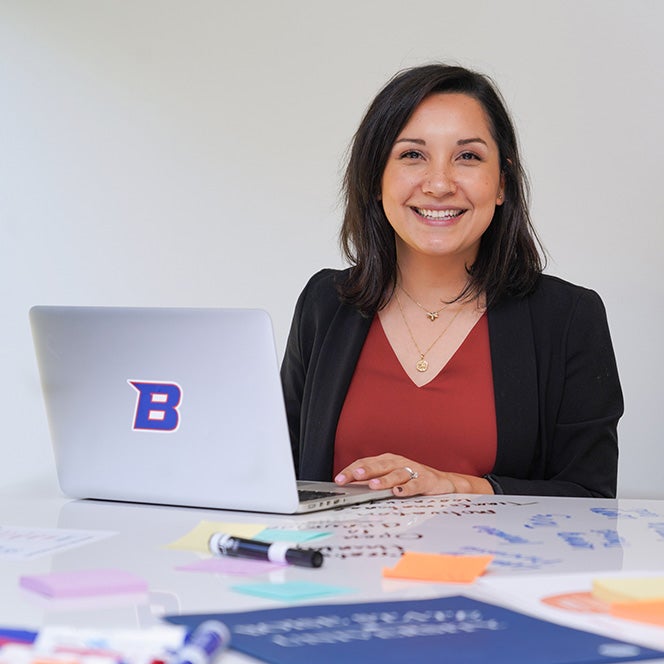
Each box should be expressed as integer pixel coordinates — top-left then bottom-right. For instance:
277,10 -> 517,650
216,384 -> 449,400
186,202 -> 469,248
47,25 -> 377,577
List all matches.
166,595 -> 664,664
0,627 -> 38,645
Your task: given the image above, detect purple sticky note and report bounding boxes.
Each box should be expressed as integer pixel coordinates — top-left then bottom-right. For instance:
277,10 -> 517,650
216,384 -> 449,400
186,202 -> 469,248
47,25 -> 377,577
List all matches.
19,569 -> 148,598
176,557 -> 283,575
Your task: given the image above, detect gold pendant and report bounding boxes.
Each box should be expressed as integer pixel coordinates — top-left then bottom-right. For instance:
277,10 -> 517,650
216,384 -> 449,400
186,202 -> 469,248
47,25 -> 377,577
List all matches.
416,357 -> 429,372
426,311 -> 439,322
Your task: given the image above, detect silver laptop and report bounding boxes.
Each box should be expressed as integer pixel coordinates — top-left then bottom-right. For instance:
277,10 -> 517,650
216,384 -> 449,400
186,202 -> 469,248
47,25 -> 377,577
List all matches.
29,306 -> 393,514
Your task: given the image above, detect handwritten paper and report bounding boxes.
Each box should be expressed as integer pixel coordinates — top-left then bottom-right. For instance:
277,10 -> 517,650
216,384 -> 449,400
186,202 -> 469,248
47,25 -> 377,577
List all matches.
383,552 -> 493,583
20,569 -> 149,599
0,525 -> 115,560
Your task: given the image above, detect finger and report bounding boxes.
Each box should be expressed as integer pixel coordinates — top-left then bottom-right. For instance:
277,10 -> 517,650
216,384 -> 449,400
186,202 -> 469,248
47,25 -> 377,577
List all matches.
367,466 -> 420,491
335,454 -> 407,485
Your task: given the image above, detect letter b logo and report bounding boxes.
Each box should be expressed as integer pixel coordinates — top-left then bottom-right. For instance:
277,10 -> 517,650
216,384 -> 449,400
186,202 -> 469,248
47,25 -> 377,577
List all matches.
129,380 -> 182,432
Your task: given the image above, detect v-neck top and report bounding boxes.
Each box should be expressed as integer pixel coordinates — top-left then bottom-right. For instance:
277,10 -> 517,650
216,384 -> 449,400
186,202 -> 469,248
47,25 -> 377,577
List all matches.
333,313 -> 497,477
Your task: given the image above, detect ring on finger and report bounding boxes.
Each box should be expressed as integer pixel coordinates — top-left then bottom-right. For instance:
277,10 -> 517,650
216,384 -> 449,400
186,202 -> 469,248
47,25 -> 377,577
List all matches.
404,466 -> 419,481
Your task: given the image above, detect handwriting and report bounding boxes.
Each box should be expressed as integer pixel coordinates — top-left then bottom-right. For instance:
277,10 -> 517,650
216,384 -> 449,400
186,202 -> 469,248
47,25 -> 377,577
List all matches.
523,513 -> 572,529
453,546 -> 563,570
472,526 -> 537,545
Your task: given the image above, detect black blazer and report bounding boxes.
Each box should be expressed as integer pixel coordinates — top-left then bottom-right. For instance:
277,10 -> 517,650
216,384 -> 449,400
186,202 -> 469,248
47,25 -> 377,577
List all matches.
280,269 -> 623,497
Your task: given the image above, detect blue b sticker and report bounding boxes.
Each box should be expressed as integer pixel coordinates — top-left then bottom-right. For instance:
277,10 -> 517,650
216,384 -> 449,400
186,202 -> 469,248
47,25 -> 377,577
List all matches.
129,380 -> 182,432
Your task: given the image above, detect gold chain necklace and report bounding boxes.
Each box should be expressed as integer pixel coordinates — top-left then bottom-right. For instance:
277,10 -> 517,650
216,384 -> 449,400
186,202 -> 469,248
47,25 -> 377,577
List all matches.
395,291 -> 463,372
399,285 -> 447,322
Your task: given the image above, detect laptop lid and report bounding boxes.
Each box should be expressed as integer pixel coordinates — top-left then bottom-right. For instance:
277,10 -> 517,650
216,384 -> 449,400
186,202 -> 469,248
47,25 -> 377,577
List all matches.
29,306 -> 391,514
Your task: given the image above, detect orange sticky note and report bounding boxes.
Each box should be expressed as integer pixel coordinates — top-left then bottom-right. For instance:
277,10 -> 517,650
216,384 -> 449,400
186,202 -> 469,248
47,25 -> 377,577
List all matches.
382,552 -> 493,583
610,600 -> 664,628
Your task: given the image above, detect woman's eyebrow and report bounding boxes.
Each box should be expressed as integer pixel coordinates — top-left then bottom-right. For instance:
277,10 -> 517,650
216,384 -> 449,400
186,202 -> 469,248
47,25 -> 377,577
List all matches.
458,137 -> 488,146
393,137 -> 489,146
394,137 -> 425,145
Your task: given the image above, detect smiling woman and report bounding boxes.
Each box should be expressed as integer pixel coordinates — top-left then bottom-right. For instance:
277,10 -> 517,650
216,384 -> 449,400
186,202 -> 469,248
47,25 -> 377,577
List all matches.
280,63 -> 624,499
380,93 -> 504,273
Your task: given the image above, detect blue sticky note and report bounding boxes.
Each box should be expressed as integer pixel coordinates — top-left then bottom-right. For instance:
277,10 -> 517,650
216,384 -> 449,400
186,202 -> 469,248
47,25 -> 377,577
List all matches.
230,581 -> 353,601
255,529 -> 331,543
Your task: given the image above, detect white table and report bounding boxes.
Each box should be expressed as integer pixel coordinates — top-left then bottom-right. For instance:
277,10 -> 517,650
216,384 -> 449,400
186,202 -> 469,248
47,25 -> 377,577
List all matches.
2,488 -> 664,662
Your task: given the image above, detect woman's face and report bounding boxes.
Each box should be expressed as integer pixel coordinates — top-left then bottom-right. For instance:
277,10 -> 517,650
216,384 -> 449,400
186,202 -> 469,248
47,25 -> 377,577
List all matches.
380,93 -> 504,267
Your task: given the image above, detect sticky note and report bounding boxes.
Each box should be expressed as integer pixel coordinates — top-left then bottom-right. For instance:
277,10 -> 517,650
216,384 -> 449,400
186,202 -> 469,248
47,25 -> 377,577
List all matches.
231,581 -> 353,601
610,600 -> 664,628
592,576 -> 664,604
255,528 -> 331,543
176,557 -> 284,575
383,552 -> 493,583
20,569 -> 148,598
167,520 -> 266,554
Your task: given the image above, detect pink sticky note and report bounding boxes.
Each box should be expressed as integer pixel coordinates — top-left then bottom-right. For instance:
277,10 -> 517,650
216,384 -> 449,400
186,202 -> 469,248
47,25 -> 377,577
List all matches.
20,569 -> 148,598
176,557 -> 284,575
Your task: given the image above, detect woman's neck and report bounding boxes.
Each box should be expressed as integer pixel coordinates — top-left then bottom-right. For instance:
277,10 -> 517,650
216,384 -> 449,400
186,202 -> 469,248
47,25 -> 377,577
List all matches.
396,252 -> 475,304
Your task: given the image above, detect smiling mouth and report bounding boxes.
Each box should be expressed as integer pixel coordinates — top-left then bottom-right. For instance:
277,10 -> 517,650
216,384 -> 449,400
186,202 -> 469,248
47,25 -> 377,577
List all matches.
413,207 -> 466,221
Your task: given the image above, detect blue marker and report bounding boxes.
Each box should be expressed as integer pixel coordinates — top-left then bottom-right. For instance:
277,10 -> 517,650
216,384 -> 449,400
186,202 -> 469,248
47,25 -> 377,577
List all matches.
172,620 -> 230,664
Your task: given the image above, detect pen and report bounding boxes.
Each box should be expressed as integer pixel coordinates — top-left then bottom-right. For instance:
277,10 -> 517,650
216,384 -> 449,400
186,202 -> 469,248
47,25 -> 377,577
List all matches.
208,532 -> 324,568
170,620 -> 230,664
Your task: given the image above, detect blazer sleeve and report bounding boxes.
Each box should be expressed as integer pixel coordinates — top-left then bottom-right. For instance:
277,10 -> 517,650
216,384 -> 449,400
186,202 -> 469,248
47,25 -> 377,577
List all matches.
280,275 -> 313,472
490,284 -> 623,497
280,268 -> 374,480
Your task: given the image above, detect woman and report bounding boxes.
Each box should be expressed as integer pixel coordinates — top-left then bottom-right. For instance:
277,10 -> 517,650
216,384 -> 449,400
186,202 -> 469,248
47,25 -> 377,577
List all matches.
280,64 -> 623,497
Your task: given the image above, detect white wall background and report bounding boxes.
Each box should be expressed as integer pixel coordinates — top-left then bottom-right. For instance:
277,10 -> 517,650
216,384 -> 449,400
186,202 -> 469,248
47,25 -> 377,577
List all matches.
1,0 -> 662,498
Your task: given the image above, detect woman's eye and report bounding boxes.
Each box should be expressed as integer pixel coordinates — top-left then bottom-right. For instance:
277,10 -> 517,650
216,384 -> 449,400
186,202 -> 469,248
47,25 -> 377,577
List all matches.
459,151 -> 480,161
398,150 -> 423,160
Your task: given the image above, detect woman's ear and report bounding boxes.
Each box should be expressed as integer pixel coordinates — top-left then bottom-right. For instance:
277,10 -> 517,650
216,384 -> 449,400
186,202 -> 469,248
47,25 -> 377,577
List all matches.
497,171 -> 506,205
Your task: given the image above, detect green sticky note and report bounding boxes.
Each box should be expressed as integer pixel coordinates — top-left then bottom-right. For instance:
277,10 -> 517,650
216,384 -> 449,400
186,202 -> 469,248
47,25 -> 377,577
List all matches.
254,528 -> 331,543
230,581 -> 353,601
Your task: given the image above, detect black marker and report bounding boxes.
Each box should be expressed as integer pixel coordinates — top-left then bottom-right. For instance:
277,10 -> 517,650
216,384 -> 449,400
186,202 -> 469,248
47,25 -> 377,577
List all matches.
208,532 -> 324,568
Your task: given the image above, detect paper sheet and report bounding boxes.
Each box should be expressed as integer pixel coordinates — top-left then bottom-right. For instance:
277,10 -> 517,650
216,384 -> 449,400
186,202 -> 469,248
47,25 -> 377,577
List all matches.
166,595 -> 664,664
0,525 -> 115,560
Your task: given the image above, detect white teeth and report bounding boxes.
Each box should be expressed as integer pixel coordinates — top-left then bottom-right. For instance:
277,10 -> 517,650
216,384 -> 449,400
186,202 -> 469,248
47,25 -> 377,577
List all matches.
415,207 -> 464,220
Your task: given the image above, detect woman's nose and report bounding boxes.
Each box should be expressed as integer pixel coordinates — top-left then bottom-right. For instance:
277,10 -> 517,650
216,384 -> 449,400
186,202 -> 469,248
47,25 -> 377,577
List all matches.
422,164 -> 457,196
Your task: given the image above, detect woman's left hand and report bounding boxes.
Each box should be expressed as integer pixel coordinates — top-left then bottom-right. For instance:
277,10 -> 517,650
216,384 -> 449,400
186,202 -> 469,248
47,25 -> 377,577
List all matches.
334,453 -> 493,496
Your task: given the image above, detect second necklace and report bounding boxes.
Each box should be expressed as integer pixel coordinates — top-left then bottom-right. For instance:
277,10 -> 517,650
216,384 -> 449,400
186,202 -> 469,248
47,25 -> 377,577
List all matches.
395,291 -> 462,373
399,285 -> 448,322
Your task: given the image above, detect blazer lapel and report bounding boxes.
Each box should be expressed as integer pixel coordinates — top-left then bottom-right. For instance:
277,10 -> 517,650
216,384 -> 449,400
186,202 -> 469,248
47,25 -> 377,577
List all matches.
488,295 -> 539,476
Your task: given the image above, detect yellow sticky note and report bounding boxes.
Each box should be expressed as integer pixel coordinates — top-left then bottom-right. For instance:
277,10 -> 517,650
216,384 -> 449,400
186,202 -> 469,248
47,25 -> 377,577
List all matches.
382,552 -> 493,583
167,520 -> 267,554
592,577 -> 664,604
610,600 -> 664,628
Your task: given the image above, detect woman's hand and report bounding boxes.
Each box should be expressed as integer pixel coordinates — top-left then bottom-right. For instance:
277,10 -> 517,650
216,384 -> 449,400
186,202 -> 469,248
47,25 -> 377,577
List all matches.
334,453 -> 494,497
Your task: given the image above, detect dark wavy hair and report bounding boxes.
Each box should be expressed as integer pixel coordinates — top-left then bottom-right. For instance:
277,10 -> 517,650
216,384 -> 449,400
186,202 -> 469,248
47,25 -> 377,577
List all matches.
339,63 -> 544,314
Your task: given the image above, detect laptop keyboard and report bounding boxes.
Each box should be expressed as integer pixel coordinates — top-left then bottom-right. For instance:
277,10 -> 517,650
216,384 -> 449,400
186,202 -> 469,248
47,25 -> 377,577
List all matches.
298,488 -> 343,502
